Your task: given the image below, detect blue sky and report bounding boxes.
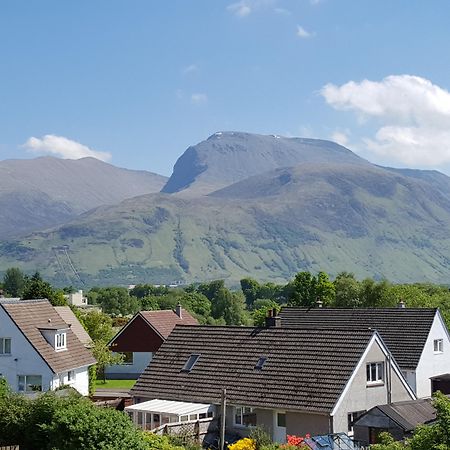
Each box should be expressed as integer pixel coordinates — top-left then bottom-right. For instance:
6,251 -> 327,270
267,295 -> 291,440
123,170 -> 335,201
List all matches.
2,1 -> 450,176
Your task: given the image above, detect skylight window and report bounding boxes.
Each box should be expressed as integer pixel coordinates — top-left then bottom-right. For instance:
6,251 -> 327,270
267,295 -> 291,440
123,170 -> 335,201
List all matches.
181,354 -> 200,373
255,356 -> 267,370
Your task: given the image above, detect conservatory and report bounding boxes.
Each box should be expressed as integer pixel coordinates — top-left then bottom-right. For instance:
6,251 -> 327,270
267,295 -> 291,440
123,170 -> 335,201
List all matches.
125,399 -> 215,431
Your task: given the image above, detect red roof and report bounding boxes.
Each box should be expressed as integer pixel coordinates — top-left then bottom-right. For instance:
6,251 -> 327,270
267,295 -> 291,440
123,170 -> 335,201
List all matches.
139,309 -> 198,339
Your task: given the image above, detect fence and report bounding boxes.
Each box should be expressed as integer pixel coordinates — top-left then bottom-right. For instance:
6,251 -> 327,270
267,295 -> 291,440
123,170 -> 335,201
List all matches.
153,417 -> 218,445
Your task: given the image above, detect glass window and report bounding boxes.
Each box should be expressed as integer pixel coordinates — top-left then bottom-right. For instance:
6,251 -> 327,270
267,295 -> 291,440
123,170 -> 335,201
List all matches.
366,362 -> 384,384
122,352 -> 134,365
277,413 -> 286,428
18,375 -> 42,392
137,411 -> 143,425
189,414 -> 197,421
55,333 -> 66,350
180,415 -> 189,422
234,406 -> 256,427
181,354 -> 200,372
348,410 -> 365,434
255,356 -> 267,370
434,339 -> 444,353
67,370 -> 75,382
0,338 -> 11,355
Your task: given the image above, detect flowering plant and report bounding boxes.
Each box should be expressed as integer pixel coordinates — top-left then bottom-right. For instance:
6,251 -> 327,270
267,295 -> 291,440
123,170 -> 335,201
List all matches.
282,434 -> 310,448
228,438 -> 257,450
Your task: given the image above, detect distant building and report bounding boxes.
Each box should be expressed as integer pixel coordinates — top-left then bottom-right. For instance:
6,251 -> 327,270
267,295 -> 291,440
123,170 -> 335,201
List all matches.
65,290 -> 88,307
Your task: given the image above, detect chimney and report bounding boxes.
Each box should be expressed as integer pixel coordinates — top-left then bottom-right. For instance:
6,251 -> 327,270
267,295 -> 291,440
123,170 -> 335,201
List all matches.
398,300 -> 406,309
175,302 -> 182,318
265,308 -> 281,328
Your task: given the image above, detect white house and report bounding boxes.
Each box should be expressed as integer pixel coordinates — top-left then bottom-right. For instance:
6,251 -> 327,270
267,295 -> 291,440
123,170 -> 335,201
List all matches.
131,323 -> 415,442
280,307 -> 450,399
0,299 -> 96,396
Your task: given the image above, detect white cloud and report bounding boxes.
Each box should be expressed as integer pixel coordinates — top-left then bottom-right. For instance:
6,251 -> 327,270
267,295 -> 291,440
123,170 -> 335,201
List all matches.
191,93 -> 208,105
331,130 -> 349,147
296,25 -> 314,39
321,75 -> 450,167
227,1 -> 252,17
23,135 -> 111,162
182,64 -> 198,75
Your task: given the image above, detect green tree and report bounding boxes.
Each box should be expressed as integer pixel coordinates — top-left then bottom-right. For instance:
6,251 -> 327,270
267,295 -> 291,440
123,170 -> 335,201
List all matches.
252,301 -> 281,327
96,287 -> 139,316
179,292 -> 211,321
91,339 -> 124,383
197,279 -> 225,301
289,271 -> 335,307
79,310 -> 115,342
223,292 -> 249,326
22,272 -> 67,306
240,278 -> 261,309
359,278 -> 390,307
3,267 -> 25,297
333,272 -> 361,307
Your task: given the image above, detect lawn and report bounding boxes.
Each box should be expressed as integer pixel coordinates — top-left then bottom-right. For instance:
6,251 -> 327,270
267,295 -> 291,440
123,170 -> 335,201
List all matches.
95,379 -> 136,390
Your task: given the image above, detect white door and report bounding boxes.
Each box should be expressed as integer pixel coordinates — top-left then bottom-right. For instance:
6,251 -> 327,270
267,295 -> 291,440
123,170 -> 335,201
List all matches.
273,411 -> 287,443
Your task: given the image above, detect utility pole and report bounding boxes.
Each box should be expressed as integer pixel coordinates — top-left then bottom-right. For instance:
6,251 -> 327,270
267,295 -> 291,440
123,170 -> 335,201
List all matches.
220,388 -> 227,450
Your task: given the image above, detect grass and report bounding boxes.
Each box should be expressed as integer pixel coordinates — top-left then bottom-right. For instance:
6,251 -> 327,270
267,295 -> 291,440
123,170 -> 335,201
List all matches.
95,379 -> 136,390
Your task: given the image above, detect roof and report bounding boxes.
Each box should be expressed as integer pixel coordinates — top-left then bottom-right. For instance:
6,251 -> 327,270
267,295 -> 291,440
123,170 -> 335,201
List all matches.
355,398 -> 437,432
54,306 -> 92,346
280,307 -> 438,369
132,325 -> 376,414
125,399 -> 211,415
139,309 -> 198,339
0,299 -> 96,373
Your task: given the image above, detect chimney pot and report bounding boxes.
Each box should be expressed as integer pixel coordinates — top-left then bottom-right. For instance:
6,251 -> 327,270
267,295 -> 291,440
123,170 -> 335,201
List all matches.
175,302 -> 182,318
398,300 -> 406,309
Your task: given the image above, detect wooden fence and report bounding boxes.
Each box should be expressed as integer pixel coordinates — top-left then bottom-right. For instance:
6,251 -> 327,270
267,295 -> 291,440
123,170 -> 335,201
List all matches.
153,417 -> 218,445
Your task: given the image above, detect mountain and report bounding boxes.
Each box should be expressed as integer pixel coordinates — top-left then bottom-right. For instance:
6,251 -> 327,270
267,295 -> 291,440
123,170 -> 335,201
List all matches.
162,131 -> 368,194
4,152 -> 450,286
0,156 -> 167,238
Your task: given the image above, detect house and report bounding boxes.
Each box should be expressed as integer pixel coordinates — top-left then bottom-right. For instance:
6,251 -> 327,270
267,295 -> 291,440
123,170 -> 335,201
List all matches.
131,323 -> 415,442
105,304 -> 198,379
352,397 -> 437,445
0,298 -> 96,395
64,289 -> 88,307
280,307 -> 450,398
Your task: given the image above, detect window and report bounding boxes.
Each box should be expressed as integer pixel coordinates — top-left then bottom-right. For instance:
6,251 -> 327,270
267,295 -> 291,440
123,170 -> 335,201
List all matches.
181,354 -> 200,373
55,332 -> 66,350
0,338 -> 11,355
234,406 -> 256,427
121,352 -> 134,365
347,410 -> 365,434
18,375 -> 42,392
434,339 -> 444,353
366,362 -> 384,384
277,413 -> 286,428
180,415 -> 189,422
255,356 -> 267,370
67,370 -> 75,382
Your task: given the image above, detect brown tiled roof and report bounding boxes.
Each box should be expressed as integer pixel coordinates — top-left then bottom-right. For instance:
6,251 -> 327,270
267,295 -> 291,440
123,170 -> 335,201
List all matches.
139,309 -> 198,339
280,308 -> 438,369
131,325 -> 375,414
1,299 -> 96,373
54,306 -> 92,346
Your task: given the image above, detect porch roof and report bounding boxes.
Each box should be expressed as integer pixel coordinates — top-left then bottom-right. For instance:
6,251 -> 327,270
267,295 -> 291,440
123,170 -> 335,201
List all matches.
125,399 -> 212,416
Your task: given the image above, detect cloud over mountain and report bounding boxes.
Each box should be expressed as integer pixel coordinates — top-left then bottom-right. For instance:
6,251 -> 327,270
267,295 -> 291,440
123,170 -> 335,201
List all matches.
321,75 -> 450,167
23,135 -> 112,162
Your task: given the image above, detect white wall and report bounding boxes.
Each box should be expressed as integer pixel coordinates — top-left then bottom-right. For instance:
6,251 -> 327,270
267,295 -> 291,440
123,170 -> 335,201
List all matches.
51,366 -> 90,396
415,312 -> 450,398
333,337 -> 414,434
105,352 -> 153,379
0,307 -> 54,393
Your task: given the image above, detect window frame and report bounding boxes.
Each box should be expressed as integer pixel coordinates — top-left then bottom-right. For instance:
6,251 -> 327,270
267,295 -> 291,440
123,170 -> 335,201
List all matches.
234,406 -> 256,428
434,339 -> 444,353
347,410 -> 365,435
121,352 -> 134,365
55,332 -> 67,351
181,354 -> 200,373
0,338 -> 11,355
366,362 -> 385,385
18,375 -> 43,392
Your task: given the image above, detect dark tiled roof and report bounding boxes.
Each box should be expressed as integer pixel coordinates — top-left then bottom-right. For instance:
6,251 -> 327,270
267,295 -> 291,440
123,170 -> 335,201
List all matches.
132,325 -> 375,414
140,309 -> 198,339
1,299 -> 96,373
280,308 -> 438,369
356,398 -> 437,432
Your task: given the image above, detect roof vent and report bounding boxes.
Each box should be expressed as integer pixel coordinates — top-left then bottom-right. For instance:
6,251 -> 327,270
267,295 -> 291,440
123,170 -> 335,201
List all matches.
48,318 -> 52,323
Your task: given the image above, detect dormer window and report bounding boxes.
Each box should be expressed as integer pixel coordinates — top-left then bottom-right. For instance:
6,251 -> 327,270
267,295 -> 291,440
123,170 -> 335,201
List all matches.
55,332 -> 66,350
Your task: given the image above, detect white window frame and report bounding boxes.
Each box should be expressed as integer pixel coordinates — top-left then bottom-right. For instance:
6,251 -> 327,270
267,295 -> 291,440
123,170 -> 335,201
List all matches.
347,410 -> 365,435
55,332 -> 66,351
234,406 -> 256,428
18,375 -> 43,392
366,362 -> 384,385
434,339 -> 444,353
0,338 -> 11,355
